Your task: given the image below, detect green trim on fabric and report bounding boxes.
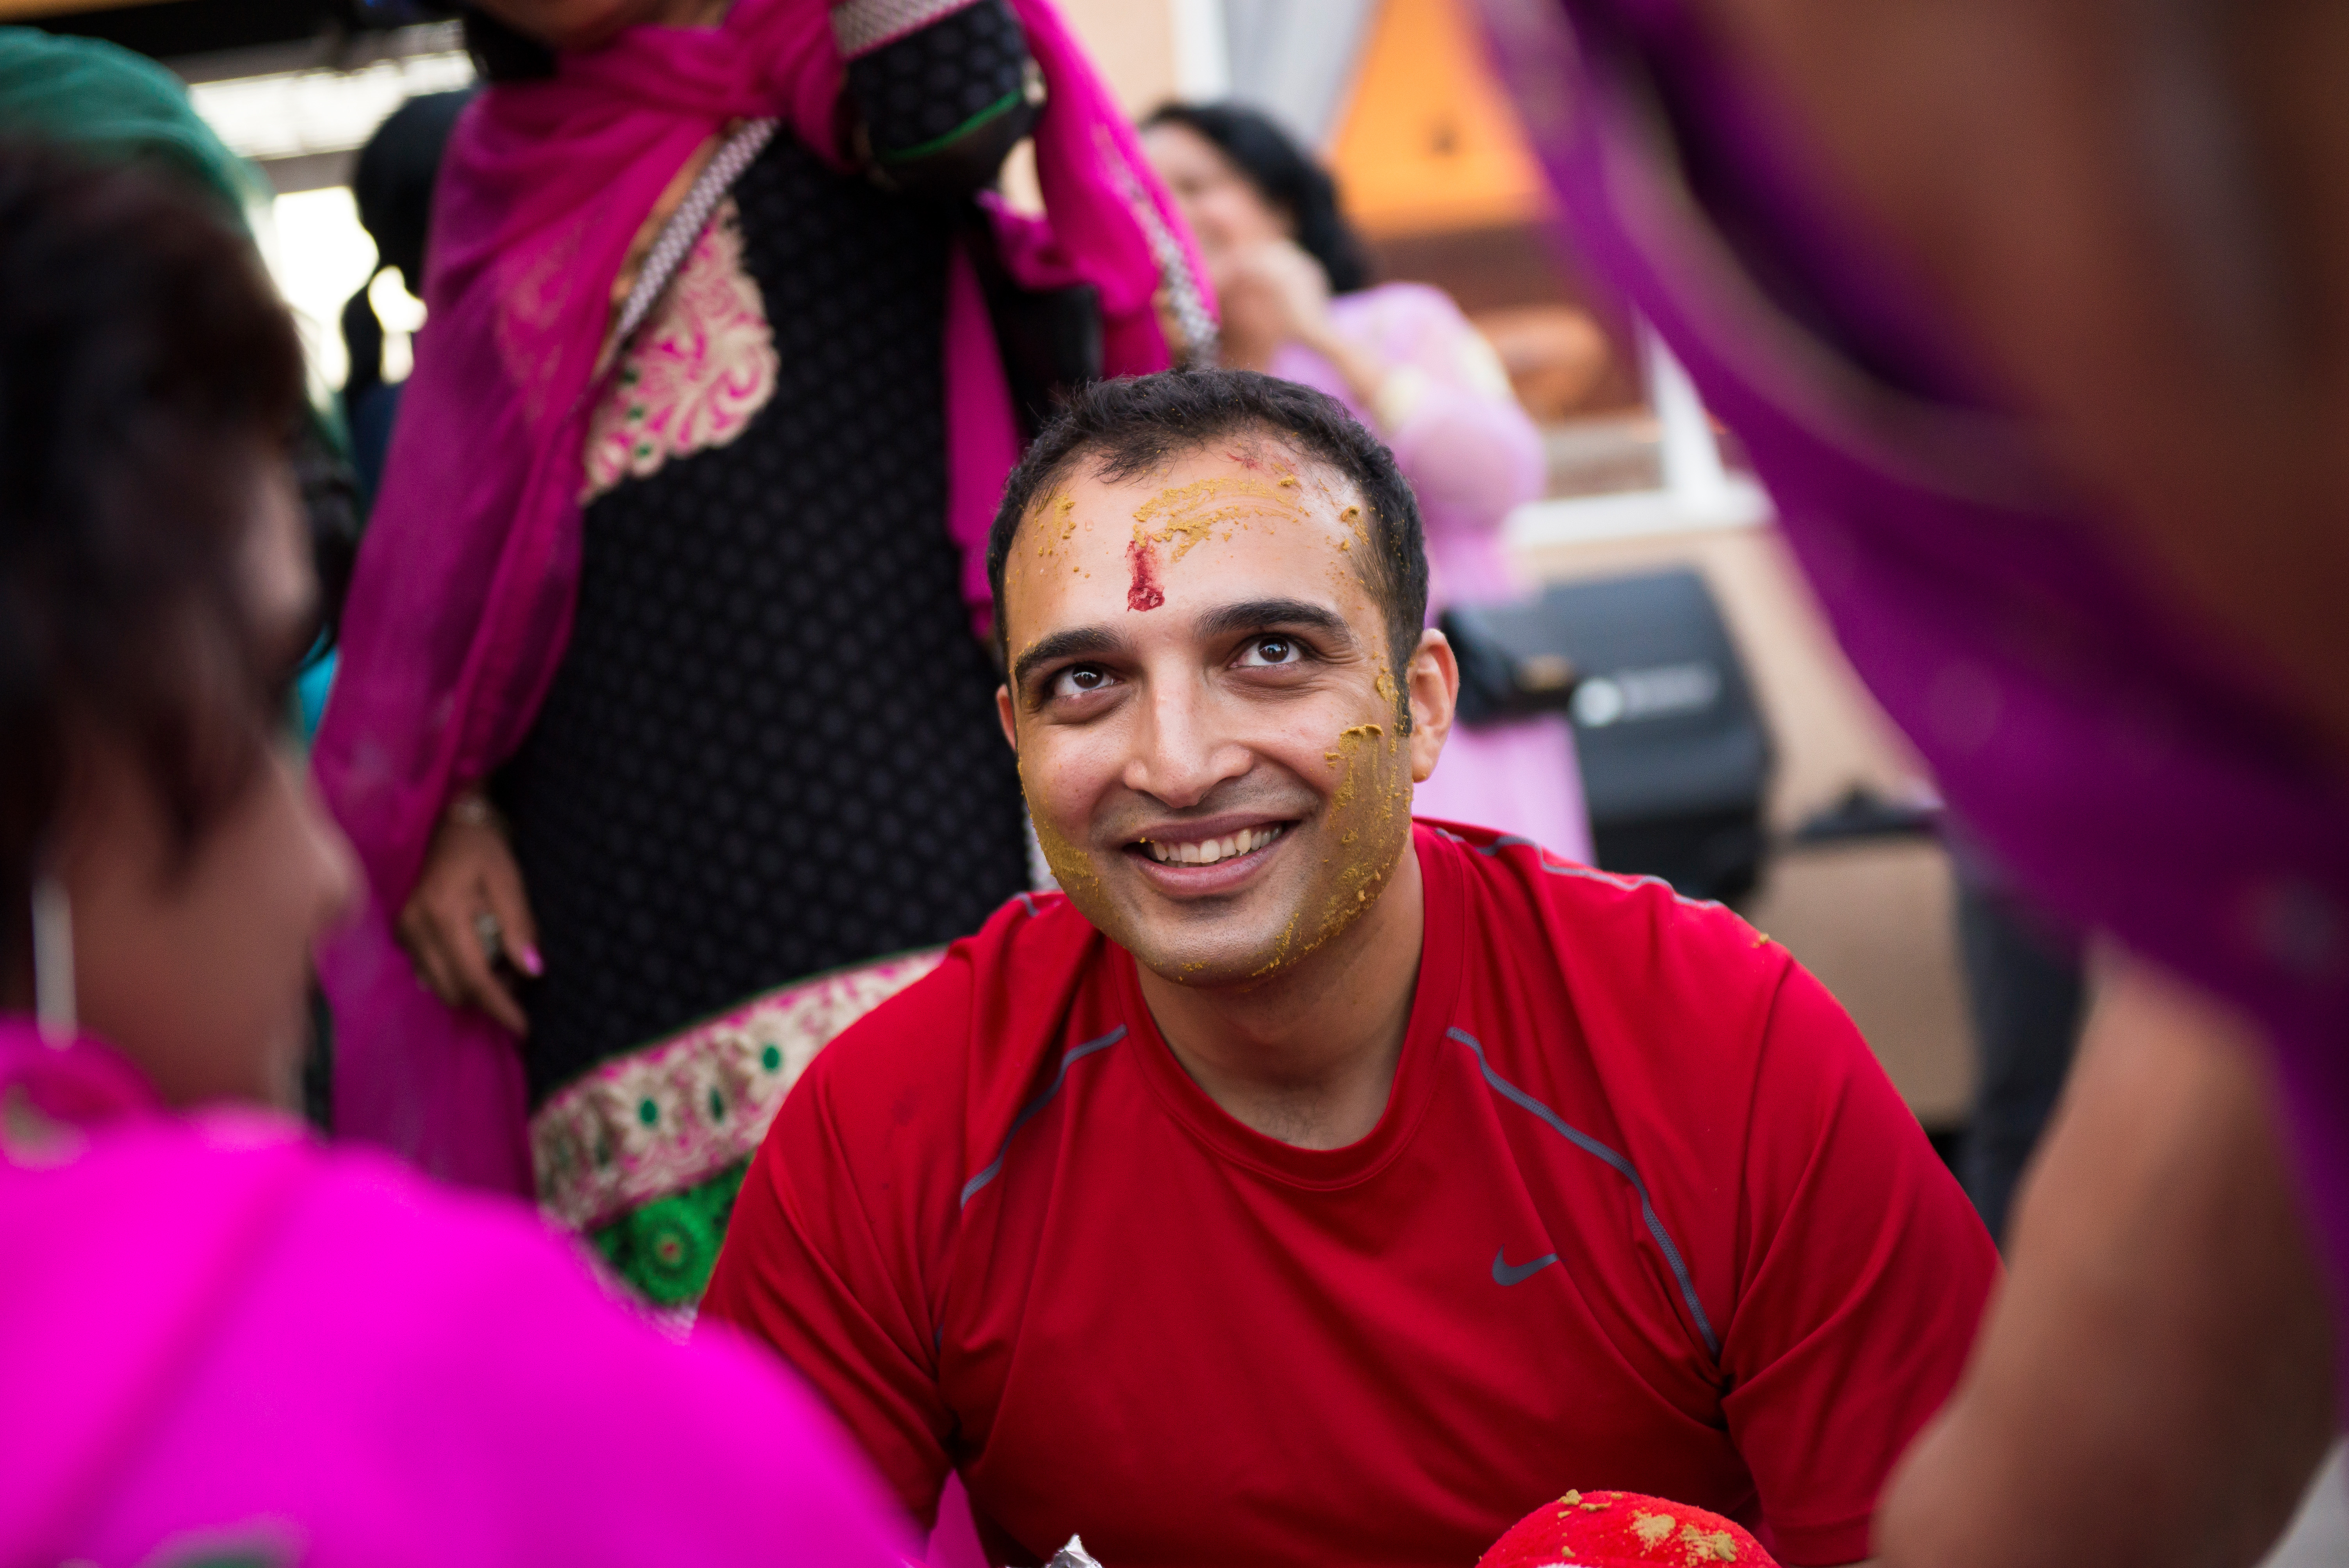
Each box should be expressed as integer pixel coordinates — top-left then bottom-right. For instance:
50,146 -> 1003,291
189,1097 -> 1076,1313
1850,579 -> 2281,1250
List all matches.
587,1160 -> 751,1306
877,88 -> 1025,166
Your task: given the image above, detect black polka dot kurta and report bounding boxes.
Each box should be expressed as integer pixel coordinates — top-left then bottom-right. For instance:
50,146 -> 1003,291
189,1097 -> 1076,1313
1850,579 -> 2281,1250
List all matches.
497,107 -> 1029,1105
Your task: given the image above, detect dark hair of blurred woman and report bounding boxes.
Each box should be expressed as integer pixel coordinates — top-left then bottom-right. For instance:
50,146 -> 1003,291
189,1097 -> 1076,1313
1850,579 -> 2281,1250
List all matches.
0,140 -> 317,1043
1143,100 -> 1372,294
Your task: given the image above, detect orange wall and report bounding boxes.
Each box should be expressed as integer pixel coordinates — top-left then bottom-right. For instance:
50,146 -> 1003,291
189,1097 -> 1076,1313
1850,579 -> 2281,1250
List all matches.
1326,0 -> 1552,237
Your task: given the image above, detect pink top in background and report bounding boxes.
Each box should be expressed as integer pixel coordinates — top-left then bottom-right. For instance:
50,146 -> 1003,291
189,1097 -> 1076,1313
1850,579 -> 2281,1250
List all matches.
1273,282 -> 1594,862
0,1019 -> 912,1566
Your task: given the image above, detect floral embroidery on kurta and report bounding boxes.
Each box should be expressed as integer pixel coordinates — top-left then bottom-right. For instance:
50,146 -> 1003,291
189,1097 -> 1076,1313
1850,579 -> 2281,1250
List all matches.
580,195 -> 778,501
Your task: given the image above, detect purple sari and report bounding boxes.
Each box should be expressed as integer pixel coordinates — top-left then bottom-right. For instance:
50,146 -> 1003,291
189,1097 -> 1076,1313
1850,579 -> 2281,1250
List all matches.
0,1020 -> 911,1564
314,0 -> 1208,1195
1474,0 -> 2349,1323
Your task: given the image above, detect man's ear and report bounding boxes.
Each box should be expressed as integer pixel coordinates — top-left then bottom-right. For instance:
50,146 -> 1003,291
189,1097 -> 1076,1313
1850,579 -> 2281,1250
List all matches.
996,684 -> 1019,752
1406,629 -> 1458,784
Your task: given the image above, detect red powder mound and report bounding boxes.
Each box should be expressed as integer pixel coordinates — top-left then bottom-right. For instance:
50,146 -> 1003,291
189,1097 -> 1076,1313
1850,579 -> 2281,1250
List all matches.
1477,1491 -> 1777,1568
1125,539 -> 1164,612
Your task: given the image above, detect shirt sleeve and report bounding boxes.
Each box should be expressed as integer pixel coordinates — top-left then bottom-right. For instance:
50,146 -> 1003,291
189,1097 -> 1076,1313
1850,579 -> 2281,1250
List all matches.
1718,961 -> 2002,1565
701,1040 -> 958,1529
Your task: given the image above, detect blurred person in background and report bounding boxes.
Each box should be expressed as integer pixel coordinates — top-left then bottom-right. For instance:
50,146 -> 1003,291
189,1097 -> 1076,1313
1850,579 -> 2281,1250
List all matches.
1141,101 -> 1593,862
1470,2 -> 2346,1564
0,143 -> 908,1567
341,87 -> 475,503
303,89 -> 472,755
315,0 -> 1210,1308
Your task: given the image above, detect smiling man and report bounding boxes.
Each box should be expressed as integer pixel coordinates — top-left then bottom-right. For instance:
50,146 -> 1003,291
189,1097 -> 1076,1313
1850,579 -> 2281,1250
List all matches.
701,372 -> 1997,1567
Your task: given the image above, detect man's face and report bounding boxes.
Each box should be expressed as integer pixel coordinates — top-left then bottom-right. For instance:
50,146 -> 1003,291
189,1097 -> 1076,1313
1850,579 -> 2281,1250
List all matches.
997,439 -> 1455,987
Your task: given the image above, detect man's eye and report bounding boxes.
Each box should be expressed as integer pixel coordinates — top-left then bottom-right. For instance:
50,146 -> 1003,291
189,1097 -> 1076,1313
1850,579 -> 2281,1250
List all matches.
1240,636 -> 1297,666
1049,664 -> 1115,699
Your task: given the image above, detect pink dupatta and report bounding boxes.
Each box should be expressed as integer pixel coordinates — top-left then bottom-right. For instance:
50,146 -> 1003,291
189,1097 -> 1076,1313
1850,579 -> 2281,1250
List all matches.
314,0 -> 1208,1193
0,1020 -> 911,1563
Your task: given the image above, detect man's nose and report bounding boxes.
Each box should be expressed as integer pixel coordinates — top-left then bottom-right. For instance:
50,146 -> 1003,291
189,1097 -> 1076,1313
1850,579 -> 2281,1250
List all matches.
1122,672 -> 1249,809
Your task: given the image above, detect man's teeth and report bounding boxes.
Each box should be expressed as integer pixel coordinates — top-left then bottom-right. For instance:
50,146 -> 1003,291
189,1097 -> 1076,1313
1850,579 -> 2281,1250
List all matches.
1146,824 -> 1285,865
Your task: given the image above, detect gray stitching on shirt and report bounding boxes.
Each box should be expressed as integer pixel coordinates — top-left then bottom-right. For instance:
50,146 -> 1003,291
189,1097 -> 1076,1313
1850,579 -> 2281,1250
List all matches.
1447,1025 -> 1721,1357
958,1025 -> 1128,1206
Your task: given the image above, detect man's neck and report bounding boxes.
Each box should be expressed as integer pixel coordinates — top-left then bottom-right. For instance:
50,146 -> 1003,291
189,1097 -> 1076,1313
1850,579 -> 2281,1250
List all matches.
1132,845 -> 1426,1151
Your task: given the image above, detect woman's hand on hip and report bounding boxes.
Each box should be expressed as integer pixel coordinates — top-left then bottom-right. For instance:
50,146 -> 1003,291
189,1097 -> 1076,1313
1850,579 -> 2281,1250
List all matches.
396,792 -> 541,1035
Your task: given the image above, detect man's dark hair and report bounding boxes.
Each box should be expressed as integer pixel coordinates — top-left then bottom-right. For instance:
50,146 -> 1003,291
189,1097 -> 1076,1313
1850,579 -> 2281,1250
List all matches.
987,369 -> 1428,710
0,142 -> 306,956
1143,102 -> 1374,295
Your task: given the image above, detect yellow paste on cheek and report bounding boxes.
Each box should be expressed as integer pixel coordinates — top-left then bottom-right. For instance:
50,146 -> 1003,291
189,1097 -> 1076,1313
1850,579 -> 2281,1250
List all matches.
1019,758 -> 1102,899
1248,716 -> 1413,980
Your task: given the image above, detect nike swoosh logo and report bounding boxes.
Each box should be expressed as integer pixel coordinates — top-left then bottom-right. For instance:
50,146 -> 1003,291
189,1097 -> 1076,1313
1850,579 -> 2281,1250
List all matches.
1492,1247 -> 1560,1287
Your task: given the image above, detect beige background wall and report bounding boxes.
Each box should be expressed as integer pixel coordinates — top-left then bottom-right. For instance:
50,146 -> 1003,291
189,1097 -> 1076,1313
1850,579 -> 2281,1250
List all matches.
1053,0 -> 1179,113
1517,524 -> 1976,1126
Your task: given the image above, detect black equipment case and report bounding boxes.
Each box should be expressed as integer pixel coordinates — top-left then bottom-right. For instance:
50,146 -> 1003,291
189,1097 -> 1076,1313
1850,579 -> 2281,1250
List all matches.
1442,567 -> 1774,904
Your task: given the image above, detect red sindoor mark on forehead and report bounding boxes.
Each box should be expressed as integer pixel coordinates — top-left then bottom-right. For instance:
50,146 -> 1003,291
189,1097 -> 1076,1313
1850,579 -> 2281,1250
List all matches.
1126,538 -> 1166,611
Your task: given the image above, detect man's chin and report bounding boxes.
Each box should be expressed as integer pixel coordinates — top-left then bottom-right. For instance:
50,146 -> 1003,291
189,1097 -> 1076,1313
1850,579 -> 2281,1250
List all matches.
1121,928 -> 1307,991
1065,874 -> 1303,991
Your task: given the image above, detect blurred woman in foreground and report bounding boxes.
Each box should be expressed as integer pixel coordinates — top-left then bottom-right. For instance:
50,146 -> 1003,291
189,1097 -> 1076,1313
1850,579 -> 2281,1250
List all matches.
0,145 -> 904,1565
1142,102 -> 1593,861
1470,2 -> 2344,1563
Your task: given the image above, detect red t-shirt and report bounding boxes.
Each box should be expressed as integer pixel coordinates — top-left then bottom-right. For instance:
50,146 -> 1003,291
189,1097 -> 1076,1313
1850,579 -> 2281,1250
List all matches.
703,823 -> 1996,1567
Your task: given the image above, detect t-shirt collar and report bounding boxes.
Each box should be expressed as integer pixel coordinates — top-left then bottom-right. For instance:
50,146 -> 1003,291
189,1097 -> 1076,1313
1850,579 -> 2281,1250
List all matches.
1111,823 -> 1467,1189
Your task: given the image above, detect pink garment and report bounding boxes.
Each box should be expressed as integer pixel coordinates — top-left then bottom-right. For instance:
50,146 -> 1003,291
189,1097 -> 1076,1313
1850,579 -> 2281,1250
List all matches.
1271,283 -> 1594,861
314,0 -> 1208,1194
0,1019 -> 912,1566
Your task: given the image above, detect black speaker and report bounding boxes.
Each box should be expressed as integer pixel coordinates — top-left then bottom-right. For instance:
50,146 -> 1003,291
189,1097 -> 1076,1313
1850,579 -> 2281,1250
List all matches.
1453,567 -> 1773,903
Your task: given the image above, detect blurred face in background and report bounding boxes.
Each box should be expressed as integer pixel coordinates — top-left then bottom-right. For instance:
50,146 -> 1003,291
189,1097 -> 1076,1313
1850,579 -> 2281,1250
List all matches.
469,0 -> 729,51
1142,120 -> 1290,280
48,457 -> 359,1109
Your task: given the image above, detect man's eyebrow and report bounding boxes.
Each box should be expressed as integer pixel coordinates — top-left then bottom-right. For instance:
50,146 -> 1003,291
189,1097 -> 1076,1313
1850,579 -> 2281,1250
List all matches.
1012,625 -> 1129,692
1196,597 -> 1357,648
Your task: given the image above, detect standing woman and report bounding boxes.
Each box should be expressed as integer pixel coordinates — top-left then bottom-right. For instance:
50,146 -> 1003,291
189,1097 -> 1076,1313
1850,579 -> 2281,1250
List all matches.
1141,102 -> 1592,862
315,0 -> 1210,1306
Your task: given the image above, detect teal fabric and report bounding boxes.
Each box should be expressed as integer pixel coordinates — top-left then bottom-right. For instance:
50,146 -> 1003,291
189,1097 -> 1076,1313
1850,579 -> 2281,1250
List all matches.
0,26 -> 350,462
297,649 -> 337,741
0,27 -> 266,223
0,26 -> 357,621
